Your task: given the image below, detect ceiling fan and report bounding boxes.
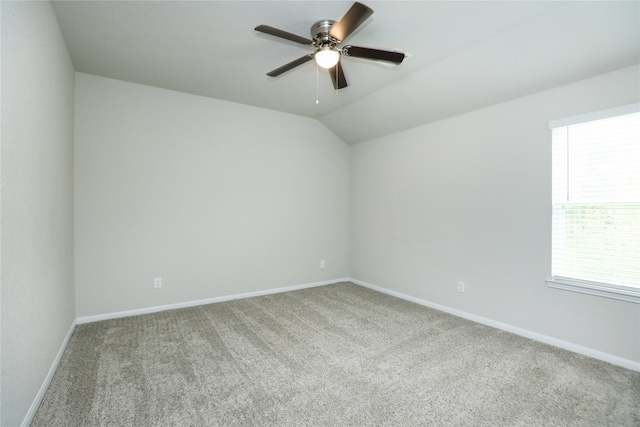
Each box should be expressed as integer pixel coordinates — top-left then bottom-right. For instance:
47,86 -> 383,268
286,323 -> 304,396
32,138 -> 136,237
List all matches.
255,2 -> 405,90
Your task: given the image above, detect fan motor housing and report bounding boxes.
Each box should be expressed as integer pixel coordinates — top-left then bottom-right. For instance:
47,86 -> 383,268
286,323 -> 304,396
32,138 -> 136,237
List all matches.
311,20 -> 337,46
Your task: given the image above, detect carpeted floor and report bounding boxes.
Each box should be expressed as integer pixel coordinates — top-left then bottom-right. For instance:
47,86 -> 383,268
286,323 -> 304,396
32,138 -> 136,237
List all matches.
32,282 -> 640,426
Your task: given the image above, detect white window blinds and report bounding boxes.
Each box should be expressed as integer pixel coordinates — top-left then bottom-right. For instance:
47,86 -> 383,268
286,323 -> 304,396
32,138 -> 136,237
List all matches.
550,105 -> 640,302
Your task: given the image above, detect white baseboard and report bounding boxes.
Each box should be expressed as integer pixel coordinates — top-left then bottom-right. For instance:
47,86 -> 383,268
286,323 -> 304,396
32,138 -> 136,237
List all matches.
25,276 -> 637,427
350,278 -> 640,372
21,319 -> 77,427
76,278 -> 350,324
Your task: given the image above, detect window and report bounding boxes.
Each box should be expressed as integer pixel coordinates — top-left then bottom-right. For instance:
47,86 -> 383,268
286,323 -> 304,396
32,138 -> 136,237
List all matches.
548,104 -> 640,303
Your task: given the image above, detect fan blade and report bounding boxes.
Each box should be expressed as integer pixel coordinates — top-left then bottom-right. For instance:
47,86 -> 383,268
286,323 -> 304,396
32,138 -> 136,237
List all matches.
255,25 -> 313,45
329,2 -> 374,43
342,46 -> 405,64
328,61 -> 348,90
266,54 -> 314,77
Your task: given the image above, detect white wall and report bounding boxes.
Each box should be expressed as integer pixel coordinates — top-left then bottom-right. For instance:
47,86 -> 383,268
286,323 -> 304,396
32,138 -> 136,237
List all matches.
0,2 -> 76,426
74,73 -> 349,317
350,65 -> 640,363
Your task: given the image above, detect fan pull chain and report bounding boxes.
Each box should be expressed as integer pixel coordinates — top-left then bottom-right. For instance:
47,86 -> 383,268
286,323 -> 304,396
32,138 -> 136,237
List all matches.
316,62 -> 320,104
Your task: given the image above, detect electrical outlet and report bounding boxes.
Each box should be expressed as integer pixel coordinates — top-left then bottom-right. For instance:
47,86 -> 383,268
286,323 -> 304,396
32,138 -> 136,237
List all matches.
457,281 -> 465,293
154,277 -> 162,289
320,260 -> 326,269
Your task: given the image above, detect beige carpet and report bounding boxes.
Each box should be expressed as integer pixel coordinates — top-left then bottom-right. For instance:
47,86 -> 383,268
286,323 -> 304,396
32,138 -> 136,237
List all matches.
32,282 -> 640,426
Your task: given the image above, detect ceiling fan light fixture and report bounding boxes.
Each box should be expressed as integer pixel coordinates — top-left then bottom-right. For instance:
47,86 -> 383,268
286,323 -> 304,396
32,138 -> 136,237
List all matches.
315,46 -> 340,69
256,2 -> 403,89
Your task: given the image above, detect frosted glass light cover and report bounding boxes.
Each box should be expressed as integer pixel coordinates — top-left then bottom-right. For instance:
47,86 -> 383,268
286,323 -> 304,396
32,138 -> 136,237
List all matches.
315,48 -> 340,69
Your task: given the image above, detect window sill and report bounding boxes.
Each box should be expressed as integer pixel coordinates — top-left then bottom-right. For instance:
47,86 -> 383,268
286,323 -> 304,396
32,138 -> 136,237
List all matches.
547,277 -> 640,304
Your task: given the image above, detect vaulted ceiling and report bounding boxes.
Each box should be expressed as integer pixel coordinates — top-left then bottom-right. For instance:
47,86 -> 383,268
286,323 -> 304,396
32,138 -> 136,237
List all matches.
51,1 -> 639,144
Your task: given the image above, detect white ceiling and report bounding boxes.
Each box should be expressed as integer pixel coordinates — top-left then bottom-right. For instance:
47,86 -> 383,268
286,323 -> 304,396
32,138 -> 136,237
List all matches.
51,1 -> 639,144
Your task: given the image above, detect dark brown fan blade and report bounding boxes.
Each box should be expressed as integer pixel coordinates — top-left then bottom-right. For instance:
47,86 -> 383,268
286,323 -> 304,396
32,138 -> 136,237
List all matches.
255,25 -> 313,45
329,2 -> 373,43
328,61 -> 347,89
266,54 -> 314,77
343,46 -> 405,64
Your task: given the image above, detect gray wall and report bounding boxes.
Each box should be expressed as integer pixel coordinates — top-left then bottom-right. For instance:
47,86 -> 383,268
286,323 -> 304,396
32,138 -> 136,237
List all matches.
350,65 -> 640,363
1,2 -> 76,426
1,3 -> 637,423
74,73 -> 349,317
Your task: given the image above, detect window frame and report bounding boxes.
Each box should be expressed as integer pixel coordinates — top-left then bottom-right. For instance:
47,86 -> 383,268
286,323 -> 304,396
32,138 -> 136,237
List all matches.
547,103 -> 640,304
